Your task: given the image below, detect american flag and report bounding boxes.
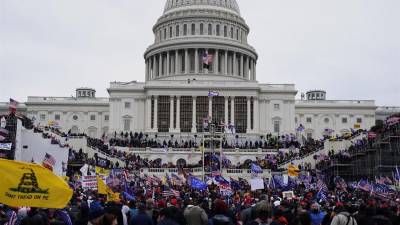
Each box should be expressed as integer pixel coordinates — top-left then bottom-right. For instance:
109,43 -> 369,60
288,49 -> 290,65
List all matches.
43,153 -> 56,166
42,153 -> 56,171
9,98 -> 18,112
162,188 -> 180,198
202,51 -> 214,69
317,179 -> 328,192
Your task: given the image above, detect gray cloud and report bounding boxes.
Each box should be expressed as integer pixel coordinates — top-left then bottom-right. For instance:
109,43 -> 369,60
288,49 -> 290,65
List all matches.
1,0 -> 399,106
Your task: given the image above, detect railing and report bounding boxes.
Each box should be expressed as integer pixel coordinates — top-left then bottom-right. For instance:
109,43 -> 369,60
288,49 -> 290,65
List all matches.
142,168 -> 272,179
27,96 -> 109,103
118,147 -> 277,154
296,100 -> 375,106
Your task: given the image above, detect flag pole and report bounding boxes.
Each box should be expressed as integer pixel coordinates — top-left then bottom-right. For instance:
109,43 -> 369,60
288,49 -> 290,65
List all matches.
202,131 -> 205,182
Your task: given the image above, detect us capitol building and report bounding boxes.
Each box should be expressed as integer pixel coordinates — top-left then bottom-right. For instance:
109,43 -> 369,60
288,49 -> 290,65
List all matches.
3,0 -> 390,141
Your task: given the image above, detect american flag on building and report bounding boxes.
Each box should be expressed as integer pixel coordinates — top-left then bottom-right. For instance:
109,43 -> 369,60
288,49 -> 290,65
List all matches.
202,51 -> 214,69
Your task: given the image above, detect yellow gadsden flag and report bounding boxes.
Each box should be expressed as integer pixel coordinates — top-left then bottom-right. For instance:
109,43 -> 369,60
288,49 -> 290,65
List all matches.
97,176 -> 120,202
287,164 -> 300,177
0,159 -> 73,209
95,166 -> 110,177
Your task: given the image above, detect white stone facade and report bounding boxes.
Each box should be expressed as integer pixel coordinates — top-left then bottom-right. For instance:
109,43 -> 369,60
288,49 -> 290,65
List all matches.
25,95 -> 110,138
2,0 -> 387,142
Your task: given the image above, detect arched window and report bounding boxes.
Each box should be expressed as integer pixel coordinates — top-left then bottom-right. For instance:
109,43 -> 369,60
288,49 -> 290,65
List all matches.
183,24 -> 187,36
163,28 -> 167,40
224,26 -> 227,37
200,23 -> 204,35
236,29 -> 239,40
216,24 -> 220,36
176,25 -> 180,37
208,24 -> 212,35
230,27 -> 234,38
191,23 -> 195,35
169,26 -> 172,38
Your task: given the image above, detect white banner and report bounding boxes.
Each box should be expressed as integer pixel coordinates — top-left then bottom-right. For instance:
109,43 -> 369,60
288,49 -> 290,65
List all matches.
81,175 -> 98,190
0,143 -> 12,150
250,178 -> 264,191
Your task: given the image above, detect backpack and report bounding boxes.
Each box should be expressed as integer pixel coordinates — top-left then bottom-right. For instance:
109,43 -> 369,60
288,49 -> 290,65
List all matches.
338,212 -> 356,225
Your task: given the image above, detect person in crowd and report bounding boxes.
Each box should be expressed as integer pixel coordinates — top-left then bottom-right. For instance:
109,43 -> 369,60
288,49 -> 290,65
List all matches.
245,201 -> 271,225
329,205 -> 357,225
183,198 -> 208,225
309,203 -> 326,225
209,199 -> 233,225
130,203 -> 153,225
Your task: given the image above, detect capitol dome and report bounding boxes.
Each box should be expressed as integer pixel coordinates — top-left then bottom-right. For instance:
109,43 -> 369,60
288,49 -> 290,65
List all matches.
144,0 -> 258,82
163,0 -> 241,16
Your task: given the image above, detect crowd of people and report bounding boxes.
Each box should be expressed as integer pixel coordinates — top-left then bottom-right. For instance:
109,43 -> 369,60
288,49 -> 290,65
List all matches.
1,117 -> 399,225
1,169 -> 400,225
85,133 -> 328,172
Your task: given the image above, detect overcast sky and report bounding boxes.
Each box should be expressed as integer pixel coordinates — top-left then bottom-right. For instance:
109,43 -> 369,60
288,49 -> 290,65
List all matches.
1,0 -> 399,106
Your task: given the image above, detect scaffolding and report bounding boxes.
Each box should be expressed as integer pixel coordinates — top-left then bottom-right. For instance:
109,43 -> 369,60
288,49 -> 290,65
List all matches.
322,124 -> 400,182
201,122 -> 226,181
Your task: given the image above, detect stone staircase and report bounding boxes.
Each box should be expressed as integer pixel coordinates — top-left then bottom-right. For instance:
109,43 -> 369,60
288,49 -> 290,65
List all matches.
278,133 -> 367,170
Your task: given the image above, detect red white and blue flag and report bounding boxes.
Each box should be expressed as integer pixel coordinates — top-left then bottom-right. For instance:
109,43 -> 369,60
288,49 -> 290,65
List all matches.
42,153 -> 56,171
162,188 -> 180,198
9,98 -> 18,113
202,51 -> 214,69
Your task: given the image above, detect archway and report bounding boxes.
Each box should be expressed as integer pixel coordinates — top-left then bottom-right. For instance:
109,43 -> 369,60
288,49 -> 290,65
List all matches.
176,158 -> 187,167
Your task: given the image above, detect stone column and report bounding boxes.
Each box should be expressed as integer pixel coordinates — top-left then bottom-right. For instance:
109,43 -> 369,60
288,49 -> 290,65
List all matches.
214,49 -> 219,74
249,58 -> 253,80
195,49 -> 199,73
240,54 -> 244,78
153,55 -> 157,78
185,49 -> 189,74
208,97 -> 212,119
245,56 -> 249,79
231,97 -> 235,125
158,54 -> 163,76
254,61 -> 257,81
191,96 -> 197,133
176,97 -> 181,132
175,50 -> 179,75
233,52 -> 237,75
254,97 -> 259,133
166,51 -> 170,76
246,97 -> 251,133
154,96 -> 158,131
145,59 -> 149,81
224,96 -> 229,126
224,51 -> 228,75
146,97 -> 152,131
169,96 -> 174,132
